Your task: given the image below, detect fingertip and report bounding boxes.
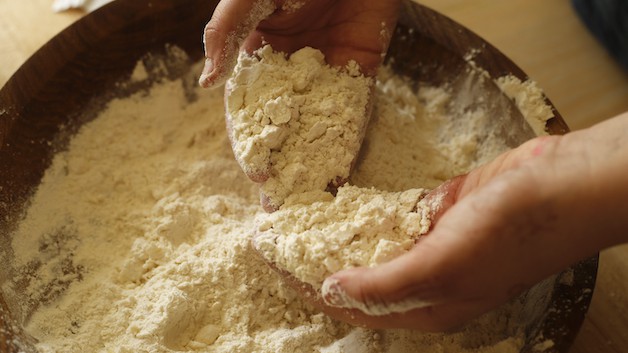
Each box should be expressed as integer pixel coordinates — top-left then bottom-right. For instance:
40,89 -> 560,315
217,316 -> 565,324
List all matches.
321,277 -> 345,306
200,16 -> 229,88
321,268 -> 366,307
321,266 -> 394,315
198,58 -> 215,88
199,40 -> 236,88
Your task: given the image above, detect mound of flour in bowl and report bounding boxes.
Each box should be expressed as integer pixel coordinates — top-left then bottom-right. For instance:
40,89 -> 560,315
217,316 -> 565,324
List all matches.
226,45 -> 372,209
5,57 -> 535,352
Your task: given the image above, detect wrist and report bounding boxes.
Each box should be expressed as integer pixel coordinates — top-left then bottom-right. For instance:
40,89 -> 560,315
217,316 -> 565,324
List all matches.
538,113 -> 628,250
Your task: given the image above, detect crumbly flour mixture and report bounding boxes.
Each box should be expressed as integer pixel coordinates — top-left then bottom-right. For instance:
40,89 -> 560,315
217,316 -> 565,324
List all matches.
226,45 -> 371,209
255,186 -> 431,291
3,50 -> 552,352
496,75 -> 553,136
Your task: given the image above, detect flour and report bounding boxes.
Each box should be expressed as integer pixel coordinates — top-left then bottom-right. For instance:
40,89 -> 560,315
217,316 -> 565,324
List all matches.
350,72 -> 459,191
496,75 -> 554,136
3,53 -> 546,352
226,45 -> 372,209
200,0 -> 276,88
255,186 -> 431,291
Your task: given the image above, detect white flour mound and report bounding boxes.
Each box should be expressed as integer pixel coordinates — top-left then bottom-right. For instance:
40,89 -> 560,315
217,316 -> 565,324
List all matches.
226,45 -> 372,209
4,54 -> 550,352
255,186 -> 431,290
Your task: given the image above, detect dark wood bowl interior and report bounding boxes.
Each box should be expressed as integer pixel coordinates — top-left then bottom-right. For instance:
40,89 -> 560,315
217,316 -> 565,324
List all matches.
0,1 -> 596,352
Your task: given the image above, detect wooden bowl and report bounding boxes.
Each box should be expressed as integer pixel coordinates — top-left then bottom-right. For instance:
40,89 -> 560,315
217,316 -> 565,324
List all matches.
0,1 -> 597,352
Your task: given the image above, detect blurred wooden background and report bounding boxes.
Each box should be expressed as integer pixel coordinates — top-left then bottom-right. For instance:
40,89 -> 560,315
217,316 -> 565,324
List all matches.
1,1 -> 627,352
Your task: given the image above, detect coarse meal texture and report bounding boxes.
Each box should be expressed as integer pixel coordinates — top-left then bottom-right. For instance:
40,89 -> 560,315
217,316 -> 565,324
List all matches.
2,56 -> 548,352
496,75 -> 554,137
254,186 -> 431,291
226,45 -> 372,209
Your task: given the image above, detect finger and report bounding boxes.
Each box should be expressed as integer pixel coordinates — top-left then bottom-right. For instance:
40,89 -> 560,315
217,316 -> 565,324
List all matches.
200,0 -> 277,88
319,265 -> 493,331
317,237 -> 501,331
321,239 -> 454,314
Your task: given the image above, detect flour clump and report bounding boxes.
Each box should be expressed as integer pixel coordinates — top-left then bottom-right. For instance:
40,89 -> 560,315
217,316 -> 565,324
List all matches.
226,45 -> 372,209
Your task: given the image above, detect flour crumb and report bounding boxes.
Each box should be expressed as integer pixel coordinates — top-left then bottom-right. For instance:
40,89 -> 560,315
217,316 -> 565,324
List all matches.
226,45 -> 372,209
8,55 -> 532,353
255,186 -> 431,290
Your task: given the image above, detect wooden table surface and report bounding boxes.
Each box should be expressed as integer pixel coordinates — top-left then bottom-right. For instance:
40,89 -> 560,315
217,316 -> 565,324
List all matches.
1,1 -> 627,352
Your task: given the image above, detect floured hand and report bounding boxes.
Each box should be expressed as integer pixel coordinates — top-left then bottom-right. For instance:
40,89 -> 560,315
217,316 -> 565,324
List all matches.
200,0 -> 400,211
306,114 -> 628,331
250,184 -> 435,326
199,0 -> 401,88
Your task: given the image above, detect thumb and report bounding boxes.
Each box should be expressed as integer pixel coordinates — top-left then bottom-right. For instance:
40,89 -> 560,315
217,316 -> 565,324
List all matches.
321,242 -> 448,316
199,0 -> 276,88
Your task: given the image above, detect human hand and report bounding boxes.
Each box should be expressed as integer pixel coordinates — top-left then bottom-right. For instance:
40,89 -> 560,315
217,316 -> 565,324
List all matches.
200,0 -> 400,211
199,0 -> 401,88
268,112 -> 628,331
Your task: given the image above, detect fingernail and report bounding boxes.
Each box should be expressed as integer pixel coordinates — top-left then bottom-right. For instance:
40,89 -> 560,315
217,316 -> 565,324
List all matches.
198,58 -> 214,88
321,277 -> 349,307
